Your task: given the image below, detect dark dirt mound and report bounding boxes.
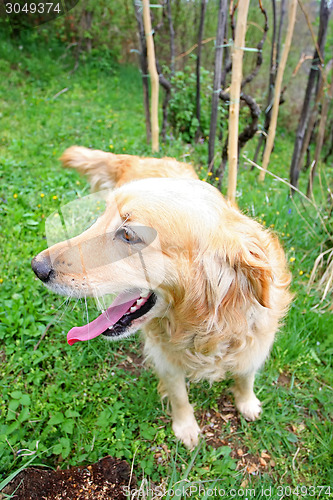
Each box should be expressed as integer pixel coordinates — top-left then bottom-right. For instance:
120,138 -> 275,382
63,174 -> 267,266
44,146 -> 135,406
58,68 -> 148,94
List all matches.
1,455 -> 136,500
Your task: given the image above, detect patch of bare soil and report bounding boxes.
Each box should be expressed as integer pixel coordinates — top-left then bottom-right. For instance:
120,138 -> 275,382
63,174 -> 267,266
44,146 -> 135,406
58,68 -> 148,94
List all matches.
116,351 -> 144,376
277,372 -> 292,387
199,395 -> 276,479
1,456 -> 136,500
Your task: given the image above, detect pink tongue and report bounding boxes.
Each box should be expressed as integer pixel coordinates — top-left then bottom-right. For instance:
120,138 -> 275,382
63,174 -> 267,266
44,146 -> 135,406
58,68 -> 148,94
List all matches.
67,292 -> 140,346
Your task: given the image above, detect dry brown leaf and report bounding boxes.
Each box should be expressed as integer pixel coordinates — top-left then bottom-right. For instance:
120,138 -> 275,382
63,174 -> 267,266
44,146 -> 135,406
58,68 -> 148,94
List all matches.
247,464 -> 258,474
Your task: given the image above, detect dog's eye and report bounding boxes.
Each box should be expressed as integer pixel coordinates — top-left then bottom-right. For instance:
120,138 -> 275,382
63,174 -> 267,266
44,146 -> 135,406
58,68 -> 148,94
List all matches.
116,227 -> 143,245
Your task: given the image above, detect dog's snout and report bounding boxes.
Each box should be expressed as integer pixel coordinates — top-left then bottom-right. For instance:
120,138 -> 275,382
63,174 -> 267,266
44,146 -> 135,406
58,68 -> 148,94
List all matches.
31,255 -> 54,283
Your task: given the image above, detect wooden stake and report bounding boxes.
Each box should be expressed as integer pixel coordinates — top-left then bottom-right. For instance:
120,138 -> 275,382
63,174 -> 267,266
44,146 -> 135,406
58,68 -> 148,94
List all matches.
142,0 -> 159,152
307,67 -> 333,197
208,0 -> 227,167
133,1 -> 151,144
227,0 -> 250,203
259,0 -> 297,181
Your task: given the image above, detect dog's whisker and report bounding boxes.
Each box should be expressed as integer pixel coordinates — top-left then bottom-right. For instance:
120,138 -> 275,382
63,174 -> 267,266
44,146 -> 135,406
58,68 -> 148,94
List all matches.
93,289 -> 111,321
48,297 -> 80,335
66,297 -> 80,319
101,295 -> 108,311
37,296 -> 73,340
56,293 -> 76,323
94,289 -> 107,311
52,295 -> 71,314
95,295 -> 105,313
84,296 -> 90,328
76,297 -> 83,320
96,294 -> 110,320
101,295 -> 112,321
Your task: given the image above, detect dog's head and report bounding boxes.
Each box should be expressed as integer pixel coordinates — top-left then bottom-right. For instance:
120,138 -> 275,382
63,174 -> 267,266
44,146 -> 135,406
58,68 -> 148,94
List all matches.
32,178 -> 286,346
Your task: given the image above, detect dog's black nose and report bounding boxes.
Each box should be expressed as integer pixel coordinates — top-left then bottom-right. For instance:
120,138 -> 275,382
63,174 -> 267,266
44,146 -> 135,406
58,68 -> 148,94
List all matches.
31,255 -> 53,283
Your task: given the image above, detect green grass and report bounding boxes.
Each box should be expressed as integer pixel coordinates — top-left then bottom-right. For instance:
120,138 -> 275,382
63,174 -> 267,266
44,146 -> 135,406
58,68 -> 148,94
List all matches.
0,35 -> 332,498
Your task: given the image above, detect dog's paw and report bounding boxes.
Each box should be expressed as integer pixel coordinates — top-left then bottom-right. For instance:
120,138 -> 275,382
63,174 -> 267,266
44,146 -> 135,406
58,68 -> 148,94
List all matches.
172,416 -> 201,450
236,396 -> 262,421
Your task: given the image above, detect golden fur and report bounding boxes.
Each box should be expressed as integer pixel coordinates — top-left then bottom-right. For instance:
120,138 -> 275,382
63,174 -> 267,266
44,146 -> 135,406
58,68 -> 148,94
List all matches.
33,146 -> 292,449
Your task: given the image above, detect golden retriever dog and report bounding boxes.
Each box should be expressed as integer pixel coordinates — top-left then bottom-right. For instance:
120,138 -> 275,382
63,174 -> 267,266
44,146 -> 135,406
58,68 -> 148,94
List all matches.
32,146 -> 292,449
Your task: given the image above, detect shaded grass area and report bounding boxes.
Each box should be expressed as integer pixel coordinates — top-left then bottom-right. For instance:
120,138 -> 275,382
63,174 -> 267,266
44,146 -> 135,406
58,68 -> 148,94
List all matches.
0,36 -> 332,495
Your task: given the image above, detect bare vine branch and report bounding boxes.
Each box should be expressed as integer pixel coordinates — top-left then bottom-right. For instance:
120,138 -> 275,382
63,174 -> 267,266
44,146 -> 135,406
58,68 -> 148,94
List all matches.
241,0 -> 269,89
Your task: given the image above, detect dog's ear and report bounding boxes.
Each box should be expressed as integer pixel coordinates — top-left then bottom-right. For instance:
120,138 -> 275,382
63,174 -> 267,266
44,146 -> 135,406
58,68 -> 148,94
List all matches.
231,238 -> 272,309
201,233 -> 273,316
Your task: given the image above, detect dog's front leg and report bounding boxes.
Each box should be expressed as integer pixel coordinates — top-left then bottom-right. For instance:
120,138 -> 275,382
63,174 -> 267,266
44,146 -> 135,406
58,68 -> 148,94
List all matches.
159,372 -> 200,449
232,372 -> 262,421
145,341 -> 200,449
158,369 -> 201,449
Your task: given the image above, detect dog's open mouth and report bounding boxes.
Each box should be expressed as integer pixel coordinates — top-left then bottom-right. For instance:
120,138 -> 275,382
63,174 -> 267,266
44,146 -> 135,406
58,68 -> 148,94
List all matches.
67,290 -> 157,345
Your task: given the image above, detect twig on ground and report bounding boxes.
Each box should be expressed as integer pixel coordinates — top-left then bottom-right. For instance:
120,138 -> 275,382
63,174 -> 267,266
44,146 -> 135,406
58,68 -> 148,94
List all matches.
34,321 -> 55,350
292,447 -> 300,470
52,88 -> 69,100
